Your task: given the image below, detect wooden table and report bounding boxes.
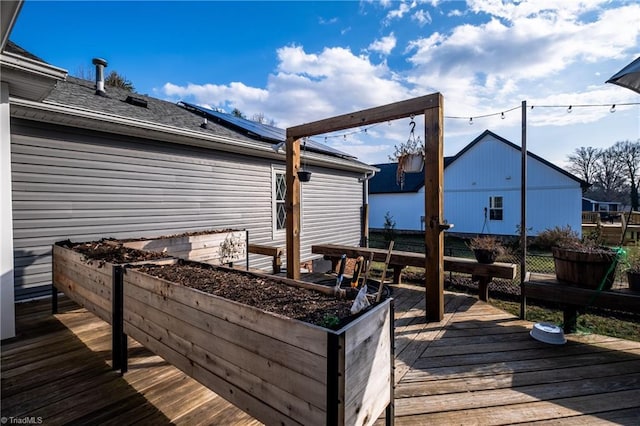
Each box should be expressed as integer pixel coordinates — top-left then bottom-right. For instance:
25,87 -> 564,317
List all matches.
311,244 -> 517,302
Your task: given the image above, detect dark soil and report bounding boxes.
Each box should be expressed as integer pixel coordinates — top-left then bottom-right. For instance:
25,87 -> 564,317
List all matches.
57,239 -> 171,264
62,239 -> 375,330
136,262 -> 358,329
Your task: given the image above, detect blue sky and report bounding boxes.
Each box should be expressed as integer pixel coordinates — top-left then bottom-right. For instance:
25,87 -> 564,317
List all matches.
10,0 -> 640,166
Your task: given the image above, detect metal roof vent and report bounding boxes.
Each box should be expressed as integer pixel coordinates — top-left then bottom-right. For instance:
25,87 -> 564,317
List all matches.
92,58 -> 108,96
125,95 -> 148,108
200,118 -> 208,129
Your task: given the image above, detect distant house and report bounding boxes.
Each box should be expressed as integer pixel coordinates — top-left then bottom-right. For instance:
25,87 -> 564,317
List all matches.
582,197 -> 623,213
369,130 -> 588,237
1,41 -> 376,340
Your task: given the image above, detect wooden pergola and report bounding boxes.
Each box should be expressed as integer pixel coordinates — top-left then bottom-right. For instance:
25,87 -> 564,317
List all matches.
285,93 -> 446,321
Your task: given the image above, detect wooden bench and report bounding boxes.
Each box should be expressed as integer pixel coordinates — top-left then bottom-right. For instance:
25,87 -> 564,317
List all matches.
311,244 -> 517,302
522,273 -> 640,333
248,244 -> 283,274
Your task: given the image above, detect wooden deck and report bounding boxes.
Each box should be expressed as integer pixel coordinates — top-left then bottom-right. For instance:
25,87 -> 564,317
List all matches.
3,284 -> 640,425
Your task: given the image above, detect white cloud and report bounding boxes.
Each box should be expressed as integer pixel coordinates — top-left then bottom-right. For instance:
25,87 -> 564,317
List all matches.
367,33 -> 397,55
158,1 -> 640,165
384,1 -> 413,25
412,9 -> 432,26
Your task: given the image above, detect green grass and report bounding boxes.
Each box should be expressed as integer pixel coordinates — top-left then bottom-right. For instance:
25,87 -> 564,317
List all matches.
368,230 -> 640,342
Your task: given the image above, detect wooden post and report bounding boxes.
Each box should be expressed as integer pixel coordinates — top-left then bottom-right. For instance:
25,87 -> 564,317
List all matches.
286,136 -> 301,280
520,100 -> 528,319
424,95 -> 444,321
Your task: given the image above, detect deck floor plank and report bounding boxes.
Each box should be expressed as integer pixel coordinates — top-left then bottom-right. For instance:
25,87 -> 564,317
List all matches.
2,281 -> 639,425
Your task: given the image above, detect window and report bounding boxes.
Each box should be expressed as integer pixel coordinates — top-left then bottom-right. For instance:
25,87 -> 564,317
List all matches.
274,170 -> 287,231
489,196 -> 503,221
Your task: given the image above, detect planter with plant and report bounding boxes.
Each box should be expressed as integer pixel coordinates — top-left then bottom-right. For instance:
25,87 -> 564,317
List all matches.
535,226 -> 618,290
389,118 -> 424,189
623,245 -> 640,291
468,235 -> 506,264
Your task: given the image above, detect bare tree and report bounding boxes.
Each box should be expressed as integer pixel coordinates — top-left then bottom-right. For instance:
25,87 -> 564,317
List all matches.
612,140 -> 640,211
566,146 -> 600,187
250,112 -> 278,127
592,146 -> 627,202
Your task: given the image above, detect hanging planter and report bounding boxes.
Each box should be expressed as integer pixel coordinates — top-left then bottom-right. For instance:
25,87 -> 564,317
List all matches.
390,117 -> 425,189
298,170 -> 312,182
400,153 -> 424,173
298,138 -> 312,183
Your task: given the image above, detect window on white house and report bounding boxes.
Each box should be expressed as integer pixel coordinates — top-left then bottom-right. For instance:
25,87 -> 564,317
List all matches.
489,196 -> 503,220
274,171 -> 287,231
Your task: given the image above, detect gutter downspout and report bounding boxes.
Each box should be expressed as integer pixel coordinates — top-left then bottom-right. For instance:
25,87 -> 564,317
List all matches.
360,171 -> 377,247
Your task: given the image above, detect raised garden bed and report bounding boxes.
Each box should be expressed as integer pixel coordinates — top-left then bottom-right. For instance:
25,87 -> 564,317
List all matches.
52,239 -> 174,323
122,260 -> 393,426
52,238 -> 394,426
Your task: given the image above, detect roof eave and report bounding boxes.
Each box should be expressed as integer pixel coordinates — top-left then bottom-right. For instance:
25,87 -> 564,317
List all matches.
1,51 -> 67,101
10,98 -> 376,174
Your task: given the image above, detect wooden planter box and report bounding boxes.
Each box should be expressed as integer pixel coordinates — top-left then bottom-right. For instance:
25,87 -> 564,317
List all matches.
122,229 -> 248,267
52,243 -> 176,369
122,266 -> 394,426
51,244 -> 175,323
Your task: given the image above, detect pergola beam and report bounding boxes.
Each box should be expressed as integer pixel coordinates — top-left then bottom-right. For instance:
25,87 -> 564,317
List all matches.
286,93 -> 440,140
285,93 -> 445,321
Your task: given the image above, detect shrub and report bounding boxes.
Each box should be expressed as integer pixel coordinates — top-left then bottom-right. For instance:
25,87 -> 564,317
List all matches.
382,212 -> 396,243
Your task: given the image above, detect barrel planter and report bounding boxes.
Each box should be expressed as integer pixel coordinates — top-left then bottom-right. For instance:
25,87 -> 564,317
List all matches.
121,229 -> 248,267
121,264 -> 394,426
552,247 -> 617,290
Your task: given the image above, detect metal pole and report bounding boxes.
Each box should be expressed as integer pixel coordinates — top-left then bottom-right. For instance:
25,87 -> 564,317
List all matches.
520,101 -> 527,319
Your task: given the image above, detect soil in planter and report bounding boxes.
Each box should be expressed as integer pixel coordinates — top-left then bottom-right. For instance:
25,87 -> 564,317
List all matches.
58,239 -> 171,264
135,262 -> 376,329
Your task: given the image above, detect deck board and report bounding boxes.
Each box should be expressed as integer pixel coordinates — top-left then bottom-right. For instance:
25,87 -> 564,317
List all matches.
2,284 -> 639,425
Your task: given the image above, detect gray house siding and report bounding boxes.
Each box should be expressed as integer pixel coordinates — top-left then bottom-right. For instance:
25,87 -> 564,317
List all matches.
11,119 -> 364,299
301,168 -> 363,259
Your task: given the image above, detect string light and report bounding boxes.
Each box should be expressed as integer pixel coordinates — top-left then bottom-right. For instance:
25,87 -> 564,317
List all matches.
313,101 -> 639,142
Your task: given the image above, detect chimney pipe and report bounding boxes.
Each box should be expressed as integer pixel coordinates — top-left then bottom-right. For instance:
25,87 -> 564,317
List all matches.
92,58 -> 108,96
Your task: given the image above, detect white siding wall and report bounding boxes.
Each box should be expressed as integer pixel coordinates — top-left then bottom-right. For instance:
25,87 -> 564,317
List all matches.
371,134 -> 583,236
369,190 -> 425,231
11,120 -> 363,299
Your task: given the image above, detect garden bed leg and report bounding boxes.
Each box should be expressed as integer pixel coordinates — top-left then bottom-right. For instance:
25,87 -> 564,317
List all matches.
112,266 -> 124,372
387,299 -> 395,426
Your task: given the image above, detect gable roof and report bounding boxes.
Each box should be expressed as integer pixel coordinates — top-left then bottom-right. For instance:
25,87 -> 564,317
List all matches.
369,129 -> 588,194
457,130 -> 588,188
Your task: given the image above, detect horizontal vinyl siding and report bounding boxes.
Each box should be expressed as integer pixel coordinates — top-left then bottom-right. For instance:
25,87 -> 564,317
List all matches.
11,121 -> 277,299
301,167 -> 363,260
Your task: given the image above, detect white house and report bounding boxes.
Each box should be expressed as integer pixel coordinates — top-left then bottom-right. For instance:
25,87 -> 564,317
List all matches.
369,130 -> 588,237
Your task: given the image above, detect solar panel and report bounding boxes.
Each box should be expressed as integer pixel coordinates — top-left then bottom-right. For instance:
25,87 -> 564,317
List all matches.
178,101 -> 356,159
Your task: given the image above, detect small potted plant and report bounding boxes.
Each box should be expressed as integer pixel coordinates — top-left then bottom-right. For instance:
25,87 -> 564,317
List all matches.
534,226 -> 618,290
623,245 -> 640,291
468,235 -> 505,264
